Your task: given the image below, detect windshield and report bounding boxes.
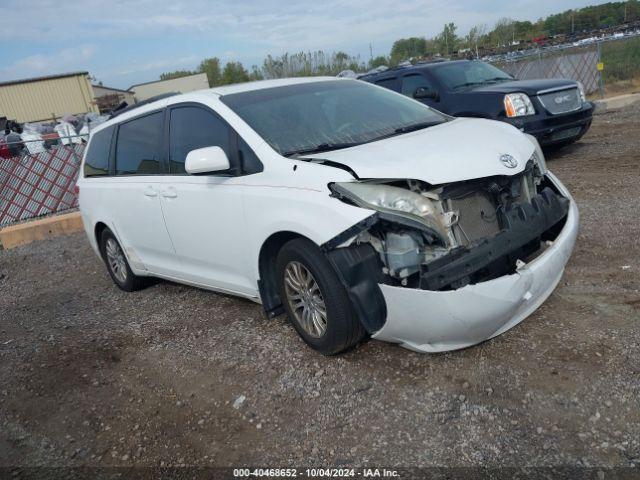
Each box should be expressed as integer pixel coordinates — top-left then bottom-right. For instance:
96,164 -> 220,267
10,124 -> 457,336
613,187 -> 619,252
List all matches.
432,61 -> 513,90
220,80 -> 447,156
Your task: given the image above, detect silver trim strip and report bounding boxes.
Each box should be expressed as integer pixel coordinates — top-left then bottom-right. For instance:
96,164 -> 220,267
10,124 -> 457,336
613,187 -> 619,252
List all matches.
536,84 -> 577,95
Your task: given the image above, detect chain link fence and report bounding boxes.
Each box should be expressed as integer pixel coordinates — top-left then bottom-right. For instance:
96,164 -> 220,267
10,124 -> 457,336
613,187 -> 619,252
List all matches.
0,139 -> 85,227
490,35 -> 640,96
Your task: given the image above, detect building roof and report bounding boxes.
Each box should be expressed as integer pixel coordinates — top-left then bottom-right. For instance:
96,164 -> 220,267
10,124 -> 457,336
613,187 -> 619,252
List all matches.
0,71 -> 90,88
128,72 -> 208,90
92,84 -> 133,94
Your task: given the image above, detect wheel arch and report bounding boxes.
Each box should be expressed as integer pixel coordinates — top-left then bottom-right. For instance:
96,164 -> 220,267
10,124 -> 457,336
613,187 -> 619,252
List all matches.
94,221 -> 109,247
257,230 -> 314,317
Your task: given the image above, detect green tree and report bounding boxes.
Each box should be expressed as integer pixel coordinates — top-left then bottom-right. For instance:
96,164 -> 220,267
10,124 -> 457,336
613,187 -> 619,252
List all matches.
439,22 -> 459,55
248,65 -> 264,81
221,61 -> 250,85
390,37 -> 427,64
491,18 -> 515,47
368,55 -> 389,69
198,57 -> 222,87
466,24 -> 487,58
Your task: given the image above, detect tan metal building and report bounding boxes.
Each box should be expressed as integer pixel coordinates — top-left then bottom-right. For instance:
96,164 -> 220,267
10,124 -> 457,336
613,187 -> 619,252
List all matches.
129,72 -> 209,101
0,71 -> 98,123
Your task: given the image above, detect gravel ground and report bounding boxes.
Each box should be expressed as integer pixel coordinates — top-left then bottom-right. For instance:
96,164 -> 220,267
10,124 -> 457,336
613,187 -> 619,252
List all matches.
1,104 -> 639,472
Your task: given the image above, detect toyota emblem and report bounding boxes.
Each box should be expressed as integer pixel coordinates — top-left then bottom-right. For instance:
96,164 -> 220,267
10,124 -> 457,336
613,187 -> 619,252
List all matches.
500,154 -> 518,168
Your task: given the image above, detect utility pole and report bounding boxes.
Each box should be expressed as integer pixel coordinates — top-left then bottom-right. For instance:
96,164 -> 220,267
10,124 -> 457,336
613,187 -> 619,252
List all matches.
571,11 -> 575,34
369,43 -> 373,62
624,3 -> 627,22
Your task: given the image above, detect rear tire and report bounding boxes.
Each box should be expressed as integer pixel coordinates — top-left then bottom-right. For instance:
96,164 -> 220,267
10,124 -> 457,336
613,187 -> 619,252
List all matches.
276,238 -> 365,355
99,228 -> 150,292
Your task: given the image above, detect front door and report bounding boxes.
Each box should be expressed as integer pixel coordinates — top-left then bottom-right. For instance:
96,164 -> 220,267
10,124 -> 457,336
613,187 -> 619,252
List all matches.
158,105 -> 255,296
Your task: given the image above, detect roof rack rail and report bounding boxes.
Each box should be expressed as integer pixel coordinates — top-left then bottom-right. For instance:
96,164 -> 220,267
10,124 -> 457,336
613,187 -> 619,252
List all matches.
109,92 -> 180,119
415,58 -> 451,64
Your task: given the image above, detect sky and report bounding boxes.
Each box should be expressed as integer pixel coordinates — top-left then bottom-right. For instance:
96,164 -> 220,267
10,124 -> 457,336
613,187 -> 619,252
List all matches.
0,0 -> 610,89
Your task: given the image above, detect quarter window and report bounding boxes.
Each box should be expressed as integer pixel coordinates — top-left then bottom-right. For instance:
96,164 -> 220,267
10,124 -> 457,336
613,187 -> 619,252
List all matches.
115,112 -> 163,175
401,74 -> 436,98
169,106 -> 231,174
375,77 -> 398,91
84,126 -> 114,177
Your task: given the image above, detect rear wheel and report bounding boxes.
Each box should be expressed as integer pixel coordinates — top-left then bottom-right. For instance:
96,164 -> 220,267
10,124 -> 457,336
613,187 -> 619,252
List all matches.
99,228 -> 150,291
276,238 -> 365,355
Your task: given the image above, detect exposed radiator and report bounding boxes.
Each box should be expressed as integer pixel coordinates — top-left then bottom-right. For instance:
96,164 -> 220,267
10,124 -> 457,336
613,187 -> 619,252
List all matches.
448,192 -> 501,245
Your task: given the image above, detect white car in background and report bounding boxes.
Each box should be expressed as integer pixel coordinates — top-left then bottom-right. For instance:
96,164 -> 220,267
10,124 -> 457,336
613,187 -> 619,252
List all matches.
77,77 -> 578,355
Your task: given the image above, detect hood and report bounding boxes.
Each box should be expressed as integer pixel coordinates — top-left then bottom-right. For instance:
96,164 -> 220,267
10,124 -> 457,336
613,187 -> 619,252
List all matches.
472,78 -> 578,95
307,118 -> 535,185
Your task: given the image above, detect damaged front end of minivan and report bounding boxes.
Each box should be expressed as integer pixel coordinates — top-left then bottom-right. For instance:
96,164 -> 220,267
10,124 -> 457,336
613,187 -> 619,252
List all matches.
322,152 -> 577,352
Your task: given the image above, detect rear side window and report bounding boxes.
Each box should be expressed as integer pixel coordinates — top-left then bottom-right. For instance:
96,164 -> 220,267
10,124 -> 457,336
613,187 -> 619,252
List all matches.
401,74 -> 436,97
375,77 -> 398,91
169,106 -> 230,174
84,126 -> 114,177
115,112 -> 163,175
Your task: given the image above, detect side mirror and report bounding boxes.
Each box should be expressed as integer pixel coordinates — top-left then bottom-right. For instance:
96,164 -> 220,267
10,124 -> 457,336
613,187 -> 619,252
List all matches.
413,87 -> 438,100
185,146 -> 230,174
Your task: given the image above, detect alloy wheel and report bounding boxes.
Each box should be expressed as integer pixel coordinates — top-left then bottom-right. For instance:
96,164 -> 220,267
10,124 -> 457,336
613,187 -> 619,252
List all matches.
105,238 -> 128,284
283,261 -> 328,338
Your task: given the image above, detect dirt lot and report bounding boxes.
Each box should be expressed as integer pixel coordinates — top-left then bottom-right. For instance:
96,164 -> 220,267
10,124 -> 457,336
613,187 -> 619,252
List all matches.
1,104 -> 639,473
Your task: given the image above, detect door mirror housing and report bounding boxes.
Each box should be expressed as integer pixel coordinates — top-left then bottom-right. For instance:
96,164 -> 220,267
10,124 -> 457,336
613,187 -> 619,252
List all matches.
413,87 -> 438,101
185,146 -> 230,174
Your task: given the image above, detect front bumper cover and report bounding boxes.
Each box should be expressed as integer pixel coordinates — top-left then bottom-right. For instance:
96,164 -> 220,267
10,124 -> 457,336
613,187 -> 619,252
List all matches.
505,102 -> 594,146
372,173 -> 578,352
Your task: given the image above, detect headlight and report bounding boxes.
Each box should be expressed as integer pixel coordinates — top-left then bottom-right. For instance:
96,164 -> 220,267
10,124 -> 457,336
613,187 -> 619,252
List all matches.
577,81 -> 586,103
330,182 -> 449,239
504,93 -> 535,117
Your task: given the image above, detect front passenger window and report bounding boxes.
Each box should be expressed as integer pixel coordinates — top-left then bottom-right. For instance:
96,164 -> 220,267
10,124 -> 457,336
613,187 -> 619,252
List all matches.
169,107 -> 231,174
401,74 -> 436,98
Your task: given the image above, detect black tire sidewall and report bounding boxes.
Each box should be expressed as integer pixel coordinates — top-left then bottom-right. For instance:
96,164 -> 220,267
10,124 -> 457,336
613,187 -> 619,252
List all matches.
276,238 -> 363,355
99,229 -> 138,291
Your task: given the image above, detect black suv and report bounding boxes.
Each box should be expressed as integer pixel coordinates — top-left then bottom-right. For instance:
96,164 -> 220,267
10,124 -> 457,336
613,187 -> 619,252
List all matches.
361,60 -> 594,147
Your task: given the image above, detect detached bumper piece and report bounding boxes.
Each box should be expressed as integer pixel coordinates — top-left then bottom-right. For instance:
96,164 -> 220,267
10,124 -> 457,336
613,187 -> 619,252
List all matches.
420,187 -> 569,291
326,244 -> 387,333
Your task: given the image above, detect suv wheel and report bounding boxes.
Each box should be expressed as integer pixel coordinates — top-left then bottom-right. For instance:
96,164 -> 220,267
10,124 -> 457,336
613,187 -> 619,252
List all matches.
276,238 -> 365,355
100,228 -> 150,291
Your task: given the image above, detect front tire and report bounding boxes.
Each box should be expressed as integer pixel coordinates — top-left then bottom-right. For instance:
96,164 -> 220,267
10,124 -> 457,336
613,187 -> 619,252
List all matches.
276,238 -> 365,355
99,228 -> 150,292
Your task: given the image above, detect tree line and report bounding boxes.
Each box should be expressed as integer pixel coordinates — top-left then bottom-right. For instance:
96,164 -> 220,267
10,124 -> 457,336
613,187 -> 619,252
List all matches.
160,0 -> 639,84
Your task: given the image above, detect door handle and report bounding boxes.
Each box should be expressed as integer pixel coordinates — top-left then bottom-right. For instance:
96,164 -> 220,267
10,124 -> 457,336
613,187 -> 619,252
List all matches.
143,186 -> 157,197
160,187 -> 177,199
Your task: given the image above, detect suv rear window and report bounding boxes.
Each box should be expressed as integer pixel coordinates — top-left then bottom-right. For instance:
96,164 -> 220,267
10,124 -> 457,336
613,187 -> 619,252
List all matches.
115,112 -> 163,175
375,78 -> 398,90
84,126 -> 114,177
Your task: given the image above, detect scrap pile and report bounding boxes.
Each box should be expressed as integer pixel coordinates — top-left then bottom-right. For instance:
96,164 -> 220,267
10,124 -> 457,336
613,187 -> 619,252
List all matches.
0,113 -> 109,159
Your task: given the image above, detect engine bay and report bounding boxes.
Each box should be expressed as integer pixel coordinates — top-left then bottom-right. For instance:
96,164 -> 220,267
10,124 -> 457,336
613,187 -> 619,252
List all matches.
330,159 -> 570,292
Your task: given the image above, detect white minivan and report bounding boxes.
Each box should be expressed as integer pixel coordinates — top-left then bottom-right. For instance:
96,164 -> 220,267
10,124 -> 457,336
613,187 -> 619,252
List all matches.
78,77 -> 578,355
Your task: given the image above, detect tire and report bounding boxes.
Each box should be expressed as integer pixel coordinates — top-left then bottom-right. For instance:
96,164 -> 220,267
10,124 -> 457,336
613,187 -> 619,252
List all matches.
275,238 -> 365,355
99,228 -> 150,292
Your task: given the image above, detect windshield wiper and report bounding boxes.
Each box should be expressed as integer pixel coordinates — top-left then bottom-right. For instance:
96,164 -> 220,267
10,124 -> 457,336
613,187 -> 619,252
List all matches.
283,142 -> 361,157
394,121 -> 443,134
482,76 -> 512,84
453,81 -> 485,90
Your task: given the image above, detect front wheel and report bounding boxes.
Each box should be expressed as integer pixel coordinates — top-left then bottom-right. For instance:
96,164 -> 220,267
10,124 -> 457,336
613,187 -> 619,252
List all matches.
276,238 -> 365,355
